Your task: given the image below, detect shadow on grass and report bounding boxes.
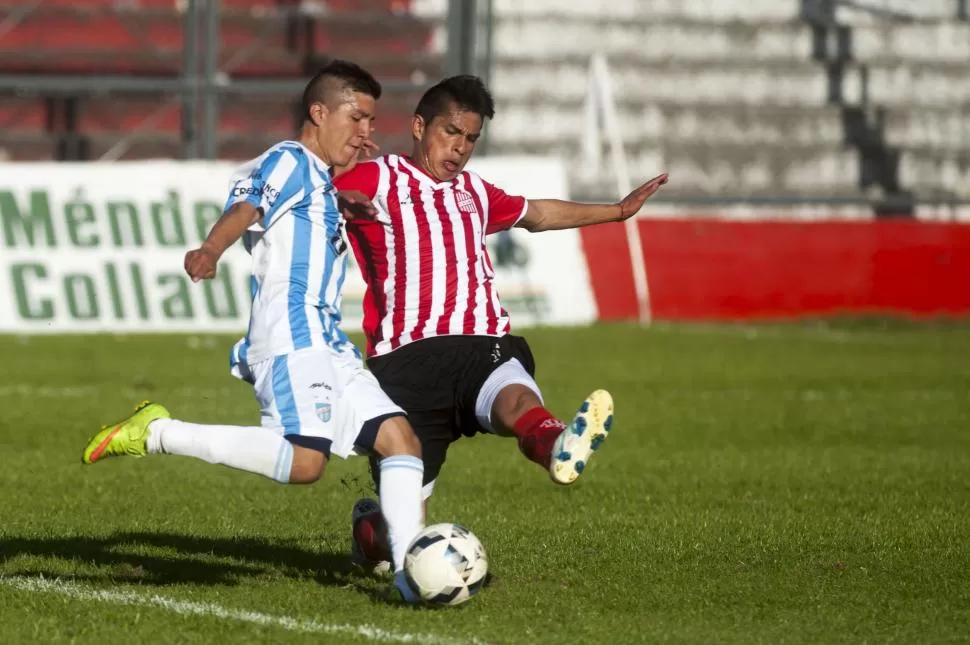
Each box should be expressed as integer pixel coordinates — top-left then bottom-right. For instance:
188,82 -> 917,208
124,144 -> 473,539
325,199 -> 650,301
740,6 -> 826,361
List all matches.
0,531 -> 393,602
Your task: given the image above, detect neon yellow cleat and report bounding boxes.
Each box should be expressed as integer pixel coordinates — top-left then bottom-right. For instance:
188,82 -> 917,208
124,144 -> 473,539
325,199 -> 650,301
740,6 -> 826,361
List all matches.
82,401 -> 170,465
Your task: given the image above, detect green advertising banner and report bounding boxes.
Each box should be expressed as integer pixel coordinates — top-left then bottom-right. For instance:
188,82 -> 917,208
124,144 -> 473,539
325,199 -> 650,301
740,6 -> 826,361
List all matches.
0,159 -> 594,333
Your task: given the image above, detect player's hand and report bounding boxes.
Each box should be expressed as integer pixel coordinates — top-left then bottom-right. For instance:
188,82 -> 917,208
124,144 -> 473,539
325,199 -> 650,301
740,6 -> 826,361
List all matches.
184,246 -> 220,283
617,173 -> 669,220
333,139 -> 380,177
338,190 -> 378,221
360,138 -> 380,159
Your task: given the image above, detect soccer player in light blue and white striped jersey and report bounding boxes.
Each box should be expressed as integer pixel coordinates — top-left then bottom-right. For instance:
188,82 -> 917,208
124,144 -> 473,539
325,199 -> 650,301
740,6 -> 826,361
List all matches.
81,61 -> 425,603
225,139 -> 356,363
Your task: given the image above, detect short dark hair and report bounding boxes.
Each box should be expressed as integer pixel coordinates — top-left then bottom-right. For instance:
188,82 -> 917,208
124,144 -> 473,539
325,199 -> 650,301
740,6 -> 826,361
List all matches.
414,75 -> 495,125
301,59 -> 382,123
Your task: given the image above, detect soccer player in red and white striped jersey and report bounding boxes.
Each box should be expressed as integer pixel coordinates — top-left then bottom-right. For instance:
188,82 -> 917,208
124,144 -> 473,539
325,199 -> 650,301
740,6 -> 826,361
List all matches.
336,144 -> 529,356
334,76 -> 667,569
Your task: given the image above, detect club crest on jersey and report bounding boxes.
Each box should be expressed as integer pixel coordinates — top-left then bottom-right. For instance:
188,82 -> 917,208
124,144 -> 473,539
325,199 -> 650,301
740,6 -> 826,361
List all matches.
455,190 -> 477,215
314,402 -> 332,423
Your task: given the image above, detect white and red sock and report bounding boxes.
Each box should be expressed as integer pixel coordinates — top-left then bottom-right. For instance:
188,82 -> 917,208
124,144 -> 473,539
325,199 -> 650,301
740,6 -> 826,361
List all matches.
513,407 -> 567,468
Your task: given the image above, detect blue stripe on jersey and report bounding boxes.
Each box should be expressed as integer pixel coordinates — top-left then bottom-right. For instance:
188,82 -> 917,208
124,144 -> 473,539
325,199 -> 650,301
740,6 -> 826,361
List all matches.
228,333 -> 250,368
332,255 -> 351,351
239,334 -> 249,364
239,279 -> 256,363
318,188 -> 341,347
271,354 -> 300,434
225,148 -> 284,214
264,151 -> 307,229
288,207 -> 313,350
287,155 -> 314,350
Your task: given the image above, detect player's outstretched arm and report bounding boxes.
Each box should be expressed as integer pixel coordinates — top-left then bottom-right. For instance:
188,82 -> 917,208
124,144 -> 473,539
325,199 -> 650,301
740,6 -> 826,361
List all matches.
184,202 -> 261,282
517,173 -> 668,233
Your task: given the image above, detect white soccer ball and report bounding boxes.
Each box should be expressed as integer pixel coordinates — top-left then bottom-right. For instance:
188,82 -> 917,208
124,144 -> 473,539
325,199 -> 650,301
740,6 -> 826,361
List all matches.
404,523 -> 488,606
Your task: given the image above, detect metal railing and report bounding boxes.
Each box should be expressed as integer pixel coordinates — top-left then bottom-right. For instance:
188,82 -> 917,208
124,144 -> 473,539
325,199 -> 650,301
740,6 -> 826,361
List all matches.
0,0 -> 439,160
803,0 -> 969,22
1,0 -> 967,212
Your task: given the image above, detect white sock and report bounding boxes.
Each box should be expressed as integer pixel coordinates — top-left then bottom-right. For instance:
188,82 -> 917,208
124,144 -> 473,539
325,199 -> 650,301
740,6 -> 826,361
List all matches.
378,455 -> 424,572
147,418 -> 293,483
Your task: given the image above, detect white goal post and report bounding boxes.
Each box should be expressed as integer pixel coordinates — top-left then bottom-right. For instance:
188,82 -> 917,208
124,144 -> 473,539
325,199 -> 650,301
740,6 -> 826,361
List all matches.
581,52 -> 653,324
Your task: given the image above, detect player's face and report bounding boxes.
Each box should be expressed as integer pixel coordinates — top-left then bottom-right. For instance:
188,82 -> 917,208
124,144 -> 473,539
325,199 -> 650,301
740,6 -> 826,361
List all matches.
413,106 -> 482,182
313,91 -> 377,167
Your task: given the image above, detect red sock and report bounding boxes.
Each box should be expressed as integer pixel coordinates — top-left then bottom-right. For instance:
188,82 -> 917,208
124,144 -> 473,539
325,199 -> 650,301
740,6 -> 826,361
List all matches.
513,407 -> 567,469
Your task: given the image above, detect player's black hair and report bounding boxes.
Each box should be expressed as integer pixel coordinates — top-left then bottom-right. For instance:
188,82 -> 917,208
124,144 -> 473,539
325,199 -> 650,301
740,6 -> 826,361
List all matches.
301,59 -> 382,123
414,75 -> 495,125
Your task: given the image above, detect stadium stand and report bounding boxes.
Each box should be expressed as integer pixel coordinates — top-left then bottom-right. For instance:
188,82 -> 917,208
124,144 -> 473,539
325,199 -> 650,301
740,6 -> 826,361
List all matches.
413,0 -> 970,205
0,0 -> 436,161
1,0 -> 968,207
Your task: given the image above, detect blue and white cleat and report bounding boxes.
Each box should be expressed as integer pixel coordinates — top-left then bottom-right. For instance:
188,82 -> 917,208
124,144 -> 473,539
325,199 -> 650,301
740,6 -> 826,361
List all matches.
388,570 -> 422,605
379,569 -> 422,606
549,389 -> 614,485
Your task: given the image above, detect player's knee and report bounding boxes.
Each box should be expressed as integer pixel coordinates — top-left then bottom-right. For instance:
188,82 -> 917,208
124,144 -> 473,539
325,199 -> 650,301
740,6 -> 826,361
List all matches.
373,415 -> 422,459
289,466 -> 323,484
287,445 -> 327,484
494,384 -> 542,427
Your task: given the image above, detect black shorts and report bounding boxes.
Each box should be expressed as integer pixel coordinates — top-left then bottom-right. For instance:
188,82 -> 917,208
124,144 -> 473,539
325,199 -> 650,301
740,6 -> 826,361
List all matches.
367,334 -> 537,488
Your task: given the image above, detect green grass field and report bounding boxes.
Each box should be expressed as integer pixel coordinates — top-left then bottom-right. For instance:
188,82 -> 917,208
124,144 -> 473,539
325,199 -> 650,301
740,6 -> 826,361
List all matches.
1,322 -> 969,644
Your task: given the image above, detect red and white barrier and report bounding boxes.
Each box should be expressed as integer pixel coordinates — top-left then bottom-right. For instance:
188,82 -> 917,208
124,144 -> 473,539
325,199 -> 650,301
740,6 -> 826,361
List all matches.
581,218 -> 970,321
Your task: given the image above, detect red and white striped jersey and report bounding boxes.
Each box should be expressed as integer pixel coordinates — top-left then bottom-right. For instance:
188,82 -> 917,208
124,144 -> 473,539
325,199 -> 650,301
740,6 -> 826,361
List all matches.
334,154 -> 528,358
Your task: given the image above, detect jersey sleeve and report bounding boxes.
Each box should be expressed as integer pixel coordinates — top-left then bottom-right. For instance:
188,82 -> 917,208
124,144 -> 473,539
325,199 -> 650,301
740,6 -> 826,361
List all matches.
333,161 -> 381,200
225,148 -> 307,230
482,179 -> 528,235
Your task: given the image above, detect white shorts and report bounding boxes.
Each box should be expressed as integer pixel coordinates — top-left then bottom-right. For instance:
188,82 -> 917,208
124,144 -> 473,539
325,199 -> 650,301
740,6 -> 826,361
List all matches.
474,358 -> 543,434
244,347 -> 404,459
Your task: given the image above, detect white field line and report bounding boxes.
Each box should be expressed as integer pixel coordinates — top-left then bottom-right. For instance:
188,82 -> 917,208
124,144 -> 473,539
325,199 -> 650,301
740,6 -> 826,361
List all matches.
1,576 -> 487,645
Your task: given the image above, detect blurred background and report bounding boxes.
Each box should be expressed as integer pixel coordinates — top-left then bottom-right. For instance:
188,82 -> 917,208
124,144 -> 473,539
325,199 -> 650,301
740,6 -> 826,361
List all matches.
0,0 -> 968,332
2,0 -> 969,213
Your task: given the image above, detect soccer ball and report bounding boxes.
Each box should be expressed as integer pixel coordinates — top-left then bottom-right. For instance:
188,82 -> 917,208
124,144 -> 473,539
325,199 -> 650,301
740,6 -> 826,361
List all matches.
404,523 -> 488,606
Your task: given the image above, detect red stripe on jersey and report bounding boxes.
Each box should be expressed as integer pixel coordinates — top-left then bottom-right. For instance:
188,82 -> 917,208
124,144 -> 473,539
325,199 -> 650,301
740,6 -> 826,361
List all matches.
401,164 -> 434,342
465,176 -> 501,335
387,164 -> 408,351
353,155 -> 520,357
479,230 -> 512,336
458,174 -> 482,336
434,188 -> 459,336
347,219 -> 389,357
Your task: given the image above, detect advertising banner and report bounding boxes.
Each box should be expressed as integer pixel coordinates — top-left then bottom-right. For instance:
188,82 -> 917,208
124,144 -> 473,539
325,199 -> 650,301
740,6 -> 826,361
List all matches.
0,158 -> 596,333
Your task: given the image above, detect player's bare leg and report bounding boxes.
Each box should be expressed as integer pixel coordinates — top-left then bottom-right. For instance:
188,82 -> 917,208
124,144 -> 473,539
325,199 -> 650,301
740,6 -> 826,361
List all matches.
491,385 -> 614,485
287,446 -> 327,483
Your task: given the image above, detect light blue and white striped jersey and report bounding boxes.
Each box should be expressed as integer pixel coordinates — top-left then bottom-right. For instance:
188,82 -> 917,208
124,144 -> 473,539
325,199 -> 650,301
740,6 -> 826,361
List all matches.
225,141 -> 357,370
